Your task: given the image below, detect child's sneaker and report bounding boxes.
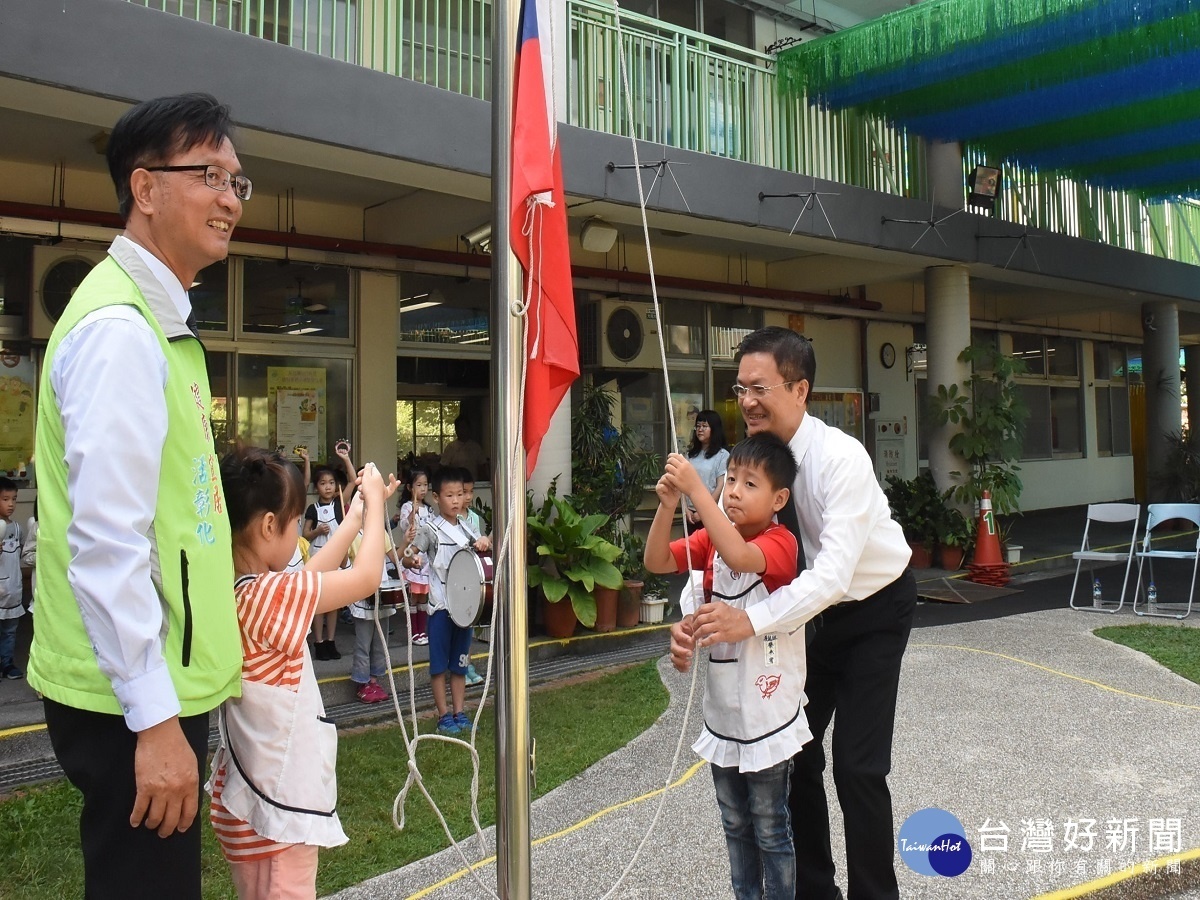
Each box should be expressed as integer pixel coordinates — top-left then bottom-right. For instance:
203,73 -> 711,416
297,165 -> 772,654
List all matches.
412,632 -> 429,646
453,711 -> 471,731
1,664 -> 22,680
437,712 -> 460,735
357,682 -> 386,704
465,663 -> 483,686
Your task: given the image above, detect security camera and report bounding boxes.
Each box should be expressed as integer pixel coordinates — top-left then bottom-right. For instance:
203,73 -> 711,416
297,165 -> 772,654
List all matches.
1144,313 -> 1157,332
462,223 -> 492,253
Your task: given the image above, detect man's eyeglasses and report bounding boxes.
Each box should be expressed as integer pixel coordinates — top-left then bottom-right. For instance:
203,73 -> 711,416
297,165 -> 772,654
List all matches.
731,381 -> 795,399
143,164 -> 253,201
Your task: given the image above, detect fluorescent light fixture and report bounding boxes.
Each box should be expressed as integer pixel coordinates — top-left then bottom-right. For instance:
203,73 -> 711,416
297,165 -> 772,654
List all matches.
400,300 -> 442,314
460,336 -> 489,344
286,326 -> 325,335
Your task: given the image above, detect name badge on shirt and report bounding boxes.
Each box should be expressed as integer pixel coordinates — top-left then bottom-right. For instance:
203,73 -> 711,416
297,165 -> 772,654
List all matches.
763,633 -> 779,666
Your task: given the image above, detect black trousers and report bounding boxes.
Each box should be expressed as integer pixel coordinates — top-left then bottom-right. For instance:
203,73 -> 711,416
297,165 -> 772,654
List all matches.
43,699 -> 210,900
790,569 -> 917,900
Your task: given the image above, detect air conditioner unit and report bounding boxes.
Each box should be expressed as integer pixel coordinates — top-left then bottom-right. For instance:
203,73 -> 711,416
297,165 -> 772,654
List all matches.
31,245 -> 106,341
582,298 -> 661,369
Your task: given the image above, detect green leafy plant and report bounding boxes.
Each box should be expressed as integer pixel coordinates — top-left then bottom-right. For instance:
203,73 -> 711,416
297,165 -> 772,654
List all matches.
526,494 -> 624,627
617,530 -> 648,582
936,500 -> 974,550
570,380 -> 660,545
1154,429 -> 1200,502
884,471 -> 941,549
927,342 -> 1029,516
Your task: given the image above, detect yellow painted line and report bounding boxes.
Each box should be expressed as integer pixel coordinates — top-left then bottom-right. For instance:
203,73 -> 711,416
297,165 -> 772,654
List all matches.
911,643 -> 1200,710
0,722 -> 45,740
401,760 -> 708,900
1029,846 -> 1200,899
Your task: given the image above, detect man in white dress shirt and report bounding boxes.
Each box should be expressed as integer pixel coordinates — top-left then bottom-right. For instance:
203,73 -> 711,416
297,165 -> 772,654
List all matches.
28,94 -> 248,899
671,327 -> 916,900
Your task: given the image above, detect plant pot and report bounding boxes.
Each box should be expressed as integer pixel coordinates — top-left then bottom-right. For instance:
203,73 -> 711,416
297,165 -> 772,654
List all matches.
618,580 -> 643,627
593,585 -> 619,632
1005,544 -> 1022,565
640,597 -> 668,624
542,594 -> 577,639
939,544 -> 966,571
908,541 -> 933,569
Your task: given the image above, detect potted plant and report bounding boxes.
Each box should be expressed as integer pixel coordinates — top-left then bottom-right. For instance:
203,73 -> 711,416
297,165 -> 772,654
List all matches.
884,471 -> 940,567
616,530 -> 647,628
935,501 -> 973,570
526,494 -> 624,637
927,342 -> 1029,517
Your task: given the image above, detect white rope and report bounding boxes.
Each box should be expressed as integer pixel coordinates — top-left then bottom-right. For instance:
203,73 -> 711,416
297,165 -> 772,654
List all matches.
594,4 -> 710,896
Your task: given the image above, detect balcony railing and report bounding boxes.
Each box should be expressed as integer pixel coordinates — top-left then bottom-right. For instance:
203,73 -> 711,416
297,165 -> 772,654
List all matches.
127,0 -> 1200,267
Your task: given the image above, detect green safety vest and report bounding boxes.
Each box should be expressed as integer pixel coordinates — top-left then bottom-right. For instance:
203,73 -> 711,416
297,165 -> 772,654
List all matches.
28,241 -> 241,718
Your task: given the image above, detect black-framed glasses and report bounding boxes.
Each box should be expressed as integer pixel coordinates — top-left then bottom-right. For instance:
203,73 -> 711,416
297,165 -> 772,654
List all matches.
731,381 -> 795,399
143,164 -> 253,201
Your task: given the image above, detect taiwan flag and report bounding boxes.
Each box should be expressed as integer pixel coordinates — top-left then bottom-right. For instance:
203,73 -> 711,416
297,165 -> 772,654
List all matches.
511,0 -> 578,478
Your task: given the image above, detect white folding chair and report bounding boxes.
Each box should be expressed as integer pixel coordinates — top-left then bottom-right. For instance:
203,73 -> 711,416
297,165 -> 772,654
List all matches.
1133,503 -> 1200,620
1068,503 -> 1139,613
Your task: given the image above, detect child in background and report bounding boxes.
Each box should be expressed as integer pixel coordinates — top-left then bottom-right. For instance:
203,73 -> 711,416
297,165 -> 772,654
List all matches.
211,446 -> 393,899
347,486 -> 406,704
21,498 -> 37,614
303,443 -> 357,659
0,478 -> 23,679
409,468 -> 475,734
396,468 -> 432,646
459,468 -> 490,685
645,433 -> 807,900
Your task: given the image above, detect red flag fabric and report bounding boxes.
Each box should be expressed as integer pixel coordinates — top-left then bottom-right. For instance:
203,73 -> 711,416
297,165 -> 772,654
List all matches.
511,0 -> 579,478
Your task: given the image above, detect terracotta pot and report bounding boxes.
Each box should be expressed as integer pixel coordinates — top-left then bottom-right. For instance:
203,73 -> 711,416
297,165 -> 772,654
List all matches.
618,580 -> 643,627
908,541 -> 933,569
542,593 -> 577,639
593,586 -> 619,632
939,544 -> 965,571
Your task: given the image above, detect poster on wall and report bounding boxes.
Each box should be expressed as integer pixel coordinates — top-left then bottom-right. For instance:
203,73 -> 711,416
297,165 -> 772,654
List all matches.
276,389 -> 320,460
0,354 -> 35,481
671,392 -> 703,452
267,367 -> 326,460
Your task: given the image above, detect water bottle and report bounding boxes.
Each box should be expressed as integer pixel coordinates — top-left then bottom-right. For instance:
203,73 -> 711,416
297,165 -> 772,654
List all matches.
1148,582 -> 1158,605
1092,579 -> 1103,607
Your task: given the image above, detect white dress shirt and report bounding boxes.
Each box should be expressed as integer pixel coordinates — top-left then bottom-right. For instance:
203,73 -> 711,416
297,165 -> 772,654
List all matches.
50,236 -> 192,732
746,413 -> 911,636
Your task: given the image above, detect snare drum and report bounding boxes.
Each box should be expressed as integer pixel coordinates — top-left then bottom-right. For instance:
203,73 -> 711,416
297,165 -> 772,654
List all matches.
445,548 -> 494,628
378,578 -> 408,607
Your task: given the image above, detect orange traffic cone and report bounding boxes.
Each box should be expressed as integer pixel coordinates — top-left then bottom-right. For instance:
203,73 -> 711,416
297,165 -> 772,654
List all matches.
967,491 -> 1010,586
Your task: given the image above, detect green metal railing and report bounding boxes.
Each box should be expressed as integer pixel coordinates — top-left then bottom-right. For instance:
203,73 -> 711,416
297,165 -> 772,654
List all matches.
127,0 -> 1200,267
568,0 -> 926,196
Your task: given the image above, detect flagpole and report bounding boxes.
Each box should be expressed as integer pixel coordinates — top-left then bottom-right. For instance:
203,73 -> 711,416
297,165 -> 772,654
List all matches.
491,0 -> 533,893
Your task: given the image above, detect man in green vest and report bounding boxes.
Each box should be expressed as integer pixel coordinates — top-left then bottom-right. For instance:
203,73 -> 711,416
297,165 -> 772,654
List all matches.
29,94 -> 247,899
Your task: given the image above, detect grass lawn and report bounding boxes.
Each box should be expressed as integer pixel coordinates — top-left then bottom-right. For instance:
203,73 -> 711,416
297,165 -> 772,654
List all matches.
1094,623 -> 1200,685
0,659 -> 669,899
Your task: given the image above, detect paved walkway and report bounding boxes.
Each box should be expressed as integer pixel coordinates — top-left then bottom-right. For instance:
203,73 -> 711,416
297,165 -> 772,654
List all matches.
332,584 -> 1200,900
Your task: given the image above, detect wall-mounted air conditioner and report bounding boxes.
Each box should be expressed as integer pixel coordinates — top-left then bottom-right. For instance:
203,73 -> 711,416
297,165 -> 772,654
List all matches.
582,298 -> 661,369
31,245 -> 106,341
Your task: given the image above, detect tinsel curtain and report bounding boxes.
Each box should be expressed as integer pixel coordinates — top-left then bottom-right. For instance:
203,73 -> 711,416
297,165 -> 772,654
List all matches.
776,0 -> 1200,198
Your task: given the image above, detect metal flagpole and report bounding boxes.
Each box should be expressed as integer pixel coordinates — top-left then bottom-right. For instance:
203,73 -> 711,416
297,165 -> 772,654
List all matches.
490,0 -> 532,893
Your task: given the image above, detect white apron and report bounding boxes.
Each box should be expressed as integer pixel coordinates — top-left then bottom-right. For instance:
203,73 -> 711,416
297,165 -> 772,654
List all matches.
209,641 -> 348,847
694,551 -> 812,773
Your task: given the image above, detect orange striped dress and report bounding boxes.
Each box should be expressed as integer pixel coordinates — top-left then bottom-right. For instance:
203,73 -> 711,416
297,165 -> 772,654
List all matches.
210,570 -> 322,862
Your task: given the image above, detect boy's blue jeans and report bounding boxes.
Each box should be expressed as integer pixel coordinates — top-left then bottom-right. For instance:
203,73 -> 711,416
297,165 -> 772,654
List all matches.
711,758 -> 796,900
0,616 -> 19,666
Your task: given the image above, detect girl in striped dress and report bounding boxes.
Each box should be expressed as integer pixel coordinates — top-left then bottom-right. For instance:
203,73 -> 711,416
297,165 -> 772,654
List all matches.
209,446 -> 395,899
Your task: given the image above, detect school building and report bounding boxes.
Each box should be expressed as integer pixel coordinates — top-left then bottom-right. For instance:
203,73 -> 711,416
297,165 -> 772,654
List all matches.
1,0 -> 1197,516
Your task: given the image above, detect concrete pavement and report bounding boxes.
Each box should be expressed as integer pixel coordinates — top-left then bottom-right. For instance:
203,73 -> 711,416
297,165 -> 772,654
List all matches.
332,582 -> 1200,900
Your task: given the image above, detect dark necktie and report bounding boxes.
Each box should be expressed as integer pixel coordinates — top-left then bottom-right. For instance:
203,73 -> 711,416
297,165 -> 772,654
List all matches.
776,493 -> 807,573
